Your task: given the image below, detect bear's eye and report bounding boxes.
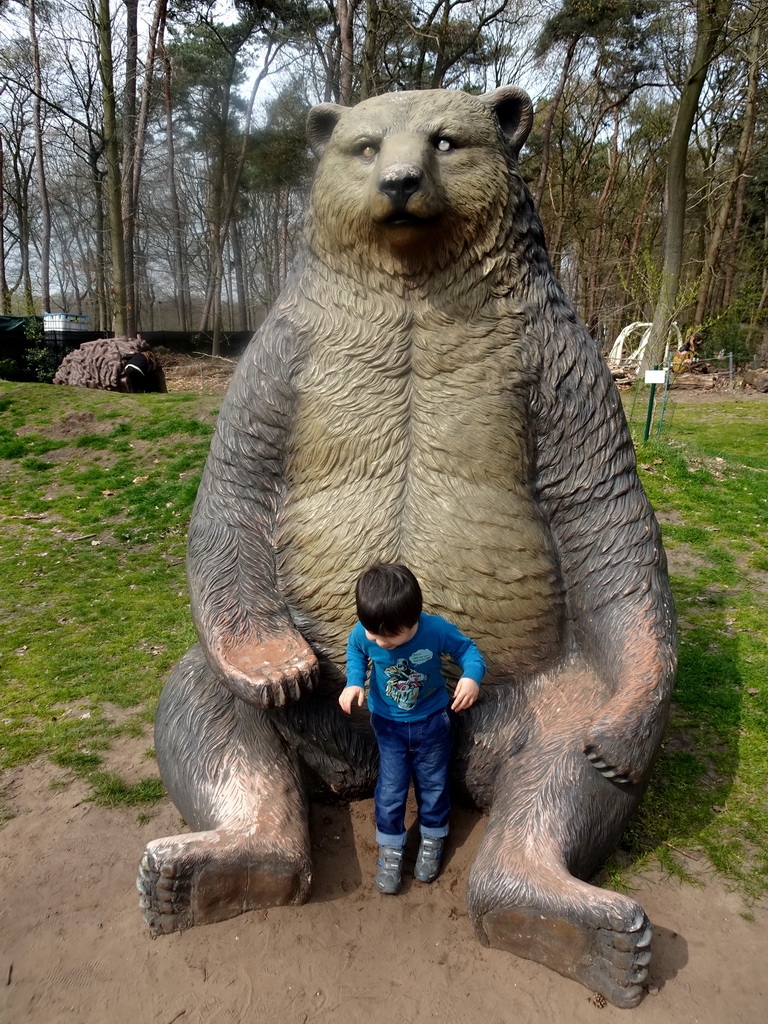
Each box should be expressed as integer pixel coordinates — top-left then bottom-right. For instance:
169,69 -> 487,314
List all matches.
359,143 -> 378,160
436,137 -> 454,153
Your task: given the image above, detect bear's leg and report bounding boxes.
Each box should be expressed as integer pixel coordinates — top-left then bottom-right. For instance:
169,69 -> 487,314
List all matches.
137,646 -> 311,936
465,682 -> 652,1008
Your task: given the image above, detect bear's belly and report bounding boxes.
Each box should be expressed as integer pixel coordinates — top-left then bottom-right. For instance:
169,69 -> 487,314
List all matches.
276,302 -> 565,680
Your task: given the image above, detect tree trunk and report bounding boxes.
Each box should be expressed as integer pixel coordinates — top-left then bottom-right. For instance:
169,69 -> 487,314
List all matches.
96,0 -> 128,337
87,146 -> 109,331
279,190 -> 290,291
230,219 -> 248,331
431,0 -> 452,88
752,197 -> 768,320
199,67 -> 234,352
413,0 -> 443,89
126,0 -> 167,332
625,158 -> 656,314
322,25 -> 340,102
198,64 -> 231,337
360,0 -> 380,99
159,26 -> 189,331
534,34 -> 579,213
28,0 -> 51,312
12,156 -> 35,313
0,135 -> 10,314
122,0 -> 138,337
645,0 -> 729,367
693,18 -> 760,325
204,48 -> 275,350
336,0 -> 360,105
132,0 -> 166,211
586,104 -> 620,334
722,149 -> 750,311
548,214 -> 566,277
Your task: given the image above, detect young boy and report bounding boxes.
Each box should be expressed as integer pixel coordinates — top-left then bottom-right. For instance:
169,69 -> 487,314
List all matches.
340,564 -> 485,894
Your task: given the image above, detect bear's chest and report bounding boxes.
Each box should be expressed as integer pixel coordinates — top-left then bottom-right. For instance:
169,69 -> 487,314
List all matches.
275,292 -> 564,678
284,296 -> 536,485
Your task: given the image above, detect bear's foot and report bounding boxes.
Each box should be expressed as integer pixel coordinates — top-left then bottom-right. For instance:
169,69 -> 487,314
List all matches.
137,829 -> 311,936
476,887 -> 651,1009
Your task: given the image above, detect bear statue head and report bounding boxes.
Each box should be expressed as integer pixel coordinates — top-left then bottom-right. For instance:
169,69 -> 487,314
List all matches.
305,87 -> 534,280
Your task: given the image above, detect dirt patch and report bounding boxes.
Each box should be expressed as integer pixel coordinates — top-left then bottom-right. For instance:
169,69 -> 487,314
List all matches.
98,733 -> 156,787
655,509 -> 684,526
663,543 -> 711,578
1,737 -> 766,1024
159,351 -> 237,394
23,410 -> 119,440
42,447 -> 122,472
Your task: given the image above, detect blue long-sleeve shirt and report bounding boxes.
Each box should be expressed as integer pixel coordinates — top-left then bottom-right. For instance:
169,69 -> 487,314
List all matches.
345,612 -> 485,722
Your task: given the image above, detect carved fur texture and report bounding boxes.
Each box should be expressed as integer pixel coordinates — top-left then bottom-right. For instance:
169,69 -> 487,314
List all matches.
141,87 -> 676,1009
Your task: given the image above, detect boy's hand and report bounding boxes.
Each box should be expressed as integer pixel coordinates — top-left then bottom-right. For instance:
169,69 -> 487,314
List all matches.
339,686 -> 365,714
451,677 -> 480,712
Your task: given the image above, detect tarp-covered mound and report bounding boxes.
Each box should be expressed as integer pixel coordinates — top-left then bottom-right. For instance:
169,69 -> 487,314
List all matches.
53,337 -> 167,393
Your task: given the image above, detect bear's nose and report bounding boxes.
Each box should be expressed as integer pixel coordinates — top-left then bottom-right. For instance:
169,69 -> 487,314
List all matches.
377,164 -> 422,207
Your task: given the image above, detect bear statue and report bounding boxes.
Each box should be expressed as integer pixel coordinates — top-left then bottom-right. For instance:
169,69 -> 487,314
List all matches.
137,86 -> 676,1009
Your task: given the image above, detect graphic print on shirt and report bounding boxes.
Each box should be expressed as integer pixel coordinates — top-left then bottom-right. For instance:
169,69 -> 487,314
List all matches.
384,657 -> 429,710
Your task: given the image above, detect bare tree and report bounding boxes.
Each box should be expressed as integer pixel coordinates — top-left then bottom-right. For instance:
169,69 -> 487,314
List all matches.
693,14 -> 762,325
158,12 -> 191,330
91,0 -> 127,336
645,0 -> 730,366
337,0 -> 361,104
122,0 -> 139,336
26,0 -> 51,311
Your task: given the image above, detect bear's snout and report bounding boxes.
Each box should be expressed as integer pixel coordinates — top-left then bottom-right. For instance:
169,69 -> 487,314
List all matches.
377,163 -> 423,211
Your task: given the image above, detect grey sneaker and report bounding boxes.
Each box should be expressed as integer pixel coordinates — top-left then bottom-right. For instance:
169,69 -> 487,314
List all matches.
414,836 -> 445,883
375,845 -> 404,894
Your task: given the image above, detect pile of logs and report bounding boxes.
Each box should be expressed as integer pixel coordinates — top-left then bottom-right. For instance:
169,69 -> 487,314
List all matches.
53,337 -> 166,393
742,368 -> 768,393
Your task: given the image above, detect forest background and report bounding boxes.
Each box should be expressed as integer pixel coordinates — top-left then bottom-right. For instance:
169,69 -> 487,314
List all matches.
1,0 -> 767,363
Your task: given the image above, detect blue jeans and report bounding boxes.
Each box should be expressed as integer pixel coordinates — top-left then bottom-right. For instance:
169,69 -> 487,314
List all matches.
371,708 -> 453,847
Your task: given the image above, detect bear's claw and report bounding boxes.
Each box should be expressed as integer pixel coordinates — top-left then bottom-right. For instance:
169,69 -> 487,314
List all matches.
137,849 -> 194,935
585,747 -> 631,784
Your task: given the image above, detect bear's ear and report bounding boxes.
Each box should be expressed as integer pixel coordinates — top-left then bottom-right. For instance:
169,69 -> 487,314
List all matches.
480,86 -> 534,160
307,104 -> 346,159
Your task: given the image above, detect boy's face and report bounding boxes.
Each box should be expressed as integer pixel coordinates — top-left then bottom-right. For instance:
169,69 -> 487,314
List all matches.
364,622 -> 419,649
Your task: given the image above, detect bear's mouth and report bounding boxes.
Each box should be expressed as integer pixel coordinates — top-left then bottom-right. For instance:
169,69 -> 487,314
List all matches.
381,213 -> 436,229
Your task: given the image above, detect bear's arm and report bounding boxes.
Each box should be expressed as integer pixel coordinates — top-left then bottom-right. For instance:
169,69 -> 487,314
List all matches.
533,318 -> 677,784
186,308 -> 317,708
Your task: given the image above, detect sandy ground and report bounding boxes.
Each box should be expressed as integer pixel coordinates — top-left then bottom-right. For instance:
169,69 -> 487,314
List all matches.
1,731 -> 765,1024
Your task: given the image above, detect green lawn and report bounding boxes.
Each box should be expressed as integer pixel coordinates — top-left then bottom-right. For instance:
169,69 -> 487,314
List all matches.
618,395 -> 768,901
1,381 -> 767,902
0,382 -> 216,804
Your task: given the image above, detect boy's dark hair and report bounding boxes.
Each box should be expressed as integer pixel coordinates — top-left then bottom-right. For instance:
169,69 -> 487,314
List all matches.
355,564 -> 422,636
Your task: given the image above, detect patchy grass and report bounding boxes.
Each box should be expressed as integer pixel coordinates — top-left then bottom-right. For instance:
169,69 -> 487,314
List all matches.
605,397 -> 768,900
88,772 -> 167,808
0,382 -> 218,805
